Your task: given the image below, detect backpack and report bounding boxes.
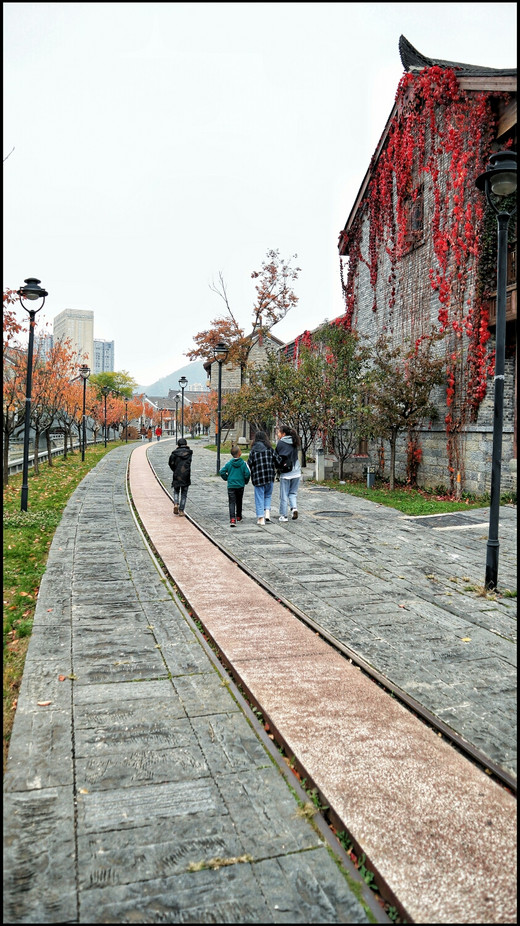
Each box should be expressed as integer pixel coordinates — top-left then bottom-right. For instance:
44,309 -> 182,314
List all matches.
275,450 -> 294,474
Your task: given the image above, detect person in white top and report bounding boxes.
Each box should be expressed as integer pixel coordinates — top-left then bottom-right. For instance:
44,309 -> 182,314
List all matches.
274,425 -> 302,522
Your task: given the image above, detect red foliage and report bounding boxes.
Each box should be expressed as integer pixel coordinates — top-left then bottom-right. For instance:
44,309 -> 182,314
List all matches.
338,66 -> 511,490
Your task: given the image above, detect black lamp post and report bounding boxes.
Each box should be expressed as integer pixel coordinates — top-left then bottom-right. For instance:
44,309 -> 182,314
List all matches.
175,393 -> 180,440
475,150 -> 517,591
179,376 -> 188,438
124,398 -> 129,443
213,341 -> 229,474
17,278 -> 48,511
79,364 -> 90,461
102,386 -> 110,447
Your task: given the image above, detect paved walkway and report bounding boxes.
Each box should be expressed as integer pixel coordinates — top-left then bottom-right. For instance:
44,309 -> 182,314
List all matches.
3,444 -> 381,924
148,438 -> 517,780
3,441 -> 517,924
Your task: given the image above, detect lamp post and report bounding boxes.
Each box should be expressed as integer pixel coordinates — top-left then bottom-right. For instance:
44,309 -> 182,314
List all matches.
79,364 -> 90,461
17,278 -> 48,511
475,149 -> 517,591
179,376 -> 188,438
102,386 -> 110,447
175,393 -> 180,440
124,398 -> 129,443
213,341 -> 229,474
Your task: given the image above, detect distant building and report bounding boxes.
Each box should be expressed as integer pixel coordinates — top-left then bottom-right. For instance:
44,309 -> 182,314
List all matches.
53,309 -> 94,368
93,339 -> 115,373
35,333 -> 54,363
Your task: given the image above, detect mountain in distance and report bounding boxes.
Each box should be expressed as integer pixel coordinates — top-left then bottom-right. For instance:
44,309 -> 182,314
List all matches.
137,360 -> 209,397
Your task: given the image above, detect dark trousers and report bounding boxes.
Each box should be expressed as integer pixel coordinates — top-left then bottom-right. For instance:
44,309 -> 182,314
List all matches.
227,487 -> 244,520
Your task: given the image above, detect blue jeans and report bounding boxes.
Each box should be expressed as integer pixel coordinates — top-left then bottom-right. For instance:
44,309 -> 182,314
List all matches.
254,482 -> 274,517
279,477 -> 300,516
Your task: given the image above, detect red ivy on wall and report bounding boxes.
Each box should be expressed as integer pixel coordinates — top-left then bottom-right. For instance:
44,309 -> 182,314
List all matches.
339,65 -> 511,490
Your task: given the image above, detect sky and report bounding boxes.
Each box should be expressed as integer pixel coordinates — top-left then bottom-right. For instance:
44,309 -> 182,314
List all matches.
3,2 -> 517,388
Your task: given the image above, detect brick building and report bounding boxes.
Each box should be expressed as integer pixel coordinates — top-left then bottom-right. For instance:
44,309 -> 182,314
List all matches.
335,35 -> 516,494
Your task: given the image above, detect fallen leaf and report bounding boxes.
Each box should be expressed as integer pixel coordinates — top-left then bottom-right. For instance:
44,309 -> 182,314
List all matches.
461,637 -> 471,642
58,675 -> 67,681
37,700 -> 52,707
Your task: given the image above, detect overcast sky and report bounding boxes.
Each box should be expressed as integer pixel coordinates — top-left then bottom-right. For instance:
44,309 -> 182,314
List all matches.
3,2 -> 517,387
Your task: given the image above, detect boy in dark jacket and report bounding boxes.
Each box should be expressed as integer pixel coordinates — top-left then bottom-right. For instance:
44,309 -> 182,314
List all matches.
168,438 -> 193,516
219,445 -> 250,526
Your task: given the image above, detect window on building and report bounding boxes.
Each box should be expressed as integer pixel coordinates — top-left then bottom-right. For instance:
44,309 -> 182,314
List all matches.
404,184 -> 424,251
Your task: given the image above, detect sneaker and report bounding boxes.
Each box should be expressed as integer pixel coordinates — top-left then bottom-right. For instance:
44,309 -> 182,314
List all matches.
179,510 -> 185,517
237,516 -> 243,522
291,509 -> 298,520
230,519 -> 236,527
279,515 -> 289,522
264,510 -> 271,522
174,504 -> 179,515
257,517 -> 265,526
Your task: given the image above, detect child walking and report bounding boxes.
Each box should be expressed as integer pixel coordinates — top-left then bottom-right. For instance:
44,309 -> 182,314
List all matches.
247,430 -> 276,526
219,445 -> 250,526
168,437 -> 193,516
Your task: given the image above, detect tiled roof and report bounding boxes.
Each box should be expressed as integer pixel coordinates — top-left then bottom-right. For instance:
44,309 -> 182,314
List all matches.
399,35 -> 516,77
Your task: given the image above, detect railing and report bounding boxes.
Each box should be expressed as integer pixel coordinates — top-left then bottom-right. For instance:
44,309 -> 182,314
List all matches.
6,439 -> 101,477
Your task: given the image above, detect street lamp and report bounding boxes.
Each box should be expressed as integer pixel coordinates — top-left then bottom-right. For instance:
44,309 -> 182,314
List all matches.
213,341 -> 229,474
17,278 -> 48,511
102,386 -> 110,447
179,376 -> 188,438
79,364 -> 90,461
175,393 -> 180,440
124,397 -> 129,443
475,149 -> 517,590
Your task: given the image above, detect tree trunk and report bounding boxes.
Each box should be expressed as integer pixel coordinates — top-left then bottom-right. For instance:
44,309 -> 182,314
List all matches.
389,432 -> 397,491
3,431 -> 9,487
33,429 -> 40,475
45,428 -> 53,466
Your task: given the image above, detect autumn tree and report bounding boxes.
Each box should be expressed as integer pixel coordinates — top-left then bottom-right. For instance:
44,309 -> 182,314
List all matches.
3,292 -> 24,485
314,323 -> 373,479
187,249 -> 301,384
370,329 -> 445,490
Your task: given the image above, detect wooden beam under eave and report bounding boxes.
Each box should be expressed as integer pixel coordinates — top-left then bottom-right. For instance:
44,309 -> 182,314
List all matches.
497,99 -> 517,138
458,76 -> 517,92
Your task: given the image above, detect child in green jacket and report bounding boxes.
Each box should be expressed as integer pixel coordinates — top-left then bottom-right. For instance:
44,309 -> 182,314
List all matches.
219,445 -> 250,526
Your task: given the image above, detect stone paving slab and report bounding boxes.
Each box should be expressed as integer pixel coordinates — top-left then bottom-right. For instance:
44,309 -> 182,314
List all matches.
4,444 -> 376,925
147,439 -> 517,779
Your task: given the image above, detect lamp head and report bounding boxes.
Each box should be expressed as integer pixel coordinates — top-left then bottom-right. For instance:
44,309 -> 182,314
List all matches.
476,150 -> 517,198
79,364 -> 90,380
179,376 -> 188,389
17,277 -> 48,310
213,341 -> 229,362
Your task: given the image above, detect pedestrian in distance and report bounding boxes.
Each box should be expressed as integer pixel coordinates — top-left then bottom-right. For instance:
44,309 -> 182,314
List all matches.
155,425 -> 162,441
219,444 -> 250,527
275,425 -> 302,522
168,437 -> 193,517
247,430 -> 276,526
147,426 -> 153,442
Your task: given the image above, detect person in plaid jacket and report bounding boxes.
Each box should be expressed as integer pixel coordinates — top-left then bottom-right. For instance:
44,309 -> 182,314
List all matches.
247,431 -> 276,526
